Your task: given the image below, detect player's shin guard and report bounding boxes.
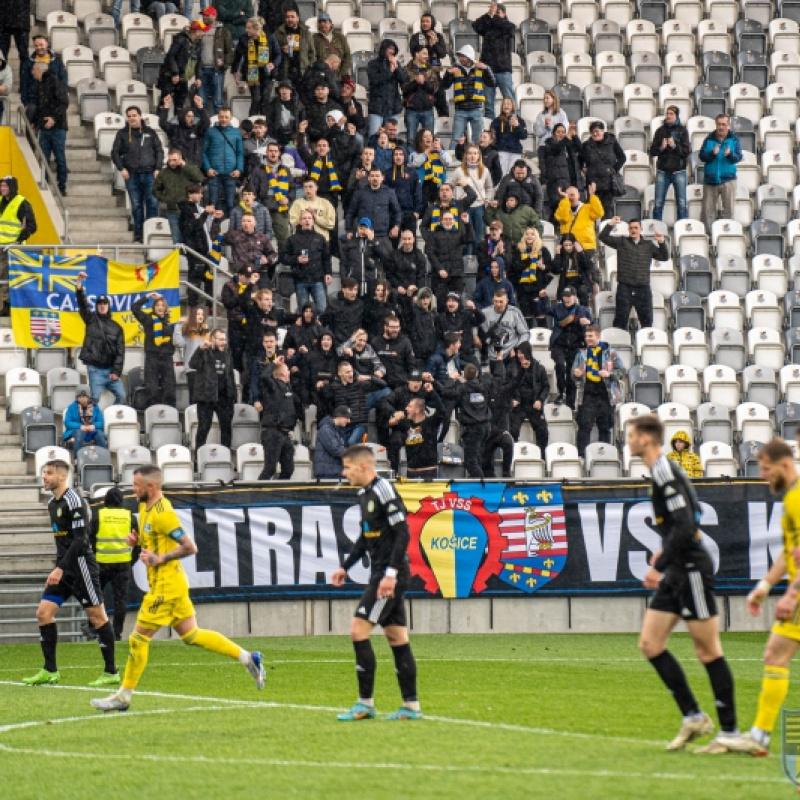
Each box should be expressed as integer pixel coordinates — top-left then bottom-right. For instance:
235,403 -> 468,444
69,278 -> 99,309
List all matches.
353,639 -> 376,700
180,627 -> 241,660
391,643 -> 418,703
39,622 -> 58,673
121,631 -> 150,691
754,665 -> 790,735
704,656 -> 737,732
95,621 -> 117,674
649,650 -> 700,716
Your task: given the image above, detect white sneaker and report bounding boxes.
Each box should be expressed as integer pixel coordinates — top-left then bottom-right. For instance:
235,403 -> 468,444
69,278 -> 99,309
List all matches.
90,691 -> 130,713
695,731 -> 769,757
666,712 -> 714,751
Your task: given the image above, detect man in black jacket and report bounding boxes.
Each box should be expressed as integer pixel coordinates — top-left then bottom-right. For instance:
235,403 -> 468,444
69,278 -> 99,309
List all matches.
157,21 -> 206,110
371,315 -> 415,390
396,386 -> 446,480
75,273 -> 126,405
449,363 -> 494,478
436,293 -> 485,367
179,183 -> 224,307
472,3 -> 516,121
480,357 -> 518,478
189,328 -> 237,448
322,360 -> 387,445
258,360 -> 303,479
419,182 -> 477,243
427,211 -> 473,308
303,83 -> 344,144
221,266 -> 252,373
32,63 -> 69,196
339,219 -> 385,297
384,231 -> 428,294
346,168 -> 402,241
281,209 -> 332,312
320,278 -> 365,345
649,105 -> 691,223
510,342 -> 550,450
494,161 -> 544,219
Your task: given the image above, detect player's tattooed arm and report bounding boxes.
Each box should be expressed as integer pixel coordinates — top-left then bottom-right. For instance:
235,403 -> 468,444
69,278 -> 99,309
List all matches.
140,531 -> 197,567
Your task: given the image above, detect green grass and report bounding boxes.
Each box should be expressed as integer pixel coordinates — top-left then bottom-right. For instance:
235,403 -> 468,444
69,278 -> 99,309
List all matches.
0,633 -> 792,799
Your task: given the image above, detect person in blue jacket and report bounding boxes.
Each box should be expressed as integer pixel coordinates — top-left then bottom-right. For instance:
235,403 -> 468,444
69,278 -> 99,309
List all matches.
384,146 -> 424,241
202,107 -> 244,217
472,256 -> 516,310
698,113 -> 742,230
63,389 -> 107,451
313,406 -> 352,478
490,97 -> 528,176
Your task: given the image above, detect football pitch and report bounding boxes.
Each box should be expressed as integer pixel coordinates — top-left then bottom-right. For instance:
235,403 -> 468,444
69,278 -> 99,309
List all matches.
0,632 -> 791,799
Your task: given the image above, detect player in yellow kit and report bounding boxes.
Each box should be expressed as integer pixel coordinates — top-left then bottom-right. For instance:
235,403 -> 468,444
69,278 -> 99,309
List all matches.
90,464 -> 265,712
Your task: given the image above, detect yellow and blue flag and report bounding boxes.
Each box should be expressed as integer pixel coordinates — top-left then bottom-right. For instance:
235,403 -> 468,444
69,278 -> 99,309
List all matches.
9,249 -> 181,349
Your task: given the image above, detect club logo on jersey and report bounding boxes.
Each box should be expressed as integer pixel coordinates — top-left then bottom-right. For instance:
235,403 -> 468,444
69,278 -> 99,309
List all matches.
405,484 -> 567,597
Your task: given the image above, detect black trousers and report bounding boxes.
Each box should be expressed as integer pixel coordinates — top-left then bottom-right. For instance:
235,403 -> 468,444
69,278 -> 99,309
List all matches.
517,289 -> 546,327
432,275 -> 465,310
387,426 -> 406,472
481,425 -> 513,478
576,389 -> 614,456
552,344 -> 580,407
98,563 -> 131,639
613,283 -> 653,330
197,394 -> 234,448
187,256 -> 213,308
437,398 -> 458,443
249,80 -> 273,116
0,27 -> 27,66
462,421 -> 490,478
260,427 -> 294,479
144,350 -> 176,407
510,405 -> 549,451
227,324 -> 247,375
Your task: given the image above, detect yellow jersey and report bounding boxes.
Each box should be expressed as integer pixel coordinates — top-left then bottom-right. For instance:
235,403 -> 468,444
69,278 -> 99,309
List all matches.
139,495 -> 190,599
783,480 -> 800,583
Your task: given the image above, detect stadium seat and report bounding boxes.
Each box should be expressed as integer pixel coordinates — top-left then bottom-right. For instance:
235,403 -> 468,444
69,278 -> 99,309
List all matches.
437,443 -> 466,480
564,52 -> 594,90
229,404 -> 260,451
98,46 -> 133,90
144,404 -> 182,450
679,254 -> 713,298
378,18 -> 409,52
699,441 -> 738,477
672,327 -> 710,372
103,405 -> 140,452
600,0 -> 635,26
697,401 -> 733,446
657,402 -> 694,447
511,442 -> 545,479
528,52 -> 559,89
6,369 -> 43,419
664,51 -> 700,91
622,443 -> 650,478
596,52 -> 628,93
673,219 -> 709,260
115,79 -> 149,115
32,346 -> 68,375
663,19 -> 695,52
739,439 -> 764,477
62,44 -> 96,88
735,402 -> 774,443
584,442 -> 622,478
76,444 -> 114,489
746,288 -> 783,330
156,444 -> 194,484
772,50 -> 800,89
628,364 -> 664,409
636,328 -> 671,374
47,11 -> 79,52
237,443 -> 265,481
116,444 -> 152,484
94,112 -> 125,158
122,13 -> 156,53
751,217 -> 786,258
558,19 -> 591,54
748,327 -> 785,371
767,82 -> 800,122
698,19 -> 732,52
21,406 -> 57,454
729,83 -> 763,122
84,12 -> 117,52
703,364 -> 741,407
584,83 -> 617,124
707,291 -> 744,331
627,19 -> 659,52
777,402 -> 800,440
545,443 -> 582,479
592,19 -> 623,52
158,14 -> 189,50
770,19 -> 800,54
670,290 -> 705,332
76,77 -> 111,123
46,367 -> 81,414
752,257 -> 789,297
664,365 -> 701,408
686,114 -> 715,151
743,365 -> 779,408
630,52 -> 664,91
341,18 -> 374,52
543,403 -> 576,446
622,84 -> 656,121
710,328 -> 747,373
35,445 -> 74,486
197,443 -> 234,483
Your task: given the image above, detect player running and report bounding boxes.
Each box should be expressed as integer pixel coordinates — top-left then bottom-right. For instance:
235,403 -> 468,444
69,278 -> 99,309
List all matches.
332,444 -> 422,721
90,465 -> 264,712
628,416 -> 743,753
23,460 -> 119,687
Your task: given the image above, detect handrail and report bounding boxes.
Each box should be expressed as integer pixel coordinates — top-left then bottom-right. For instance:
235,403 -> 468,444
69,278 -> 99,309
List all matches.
14,107 -> 71,243
0,96 -> 9,127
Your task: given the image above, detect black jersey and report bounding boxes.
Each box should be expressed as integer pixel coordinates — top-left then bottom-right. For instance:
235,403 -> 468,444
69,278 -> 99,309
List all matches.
398,397 -> 445,472
48,488 -> 91,573
343,477 -> 410,576
650,454 -> 711,574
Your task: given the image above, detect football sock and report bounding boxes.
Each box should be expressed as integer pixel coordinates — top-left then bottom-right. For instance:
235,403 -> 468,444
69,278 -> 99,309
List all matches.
704,656 -> 737,732
95,621 -> 117,674
353,639 -> 376,701
649,650 -> 700,717
238,648 -> 251,665
121,631 -> 150,691
753,665 -> 790,737
40,623 -> 58,673
391,643 -> 419,705
181,627 -> 241,660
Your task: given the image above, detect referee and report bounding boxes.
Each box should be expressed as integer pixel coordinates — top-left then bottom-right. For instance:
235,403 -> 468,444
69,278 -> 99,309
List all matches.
23,460 -> 119,687
332,445 -> 422,721
628,415 -> 740,752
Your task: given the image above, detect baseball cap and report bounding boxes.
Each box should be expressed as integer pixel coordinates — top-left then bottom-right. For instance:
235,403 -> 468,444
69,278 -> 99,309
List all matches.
96,294 -> 110,304
446,291 -> 461,301
76,388 -> 90,398
200,6 -> 217,15
357,217 -> 373,228
318,11 -> 332,21
408,369 -> 423,382
341,77 -> 356,90
189,20 -> 209,31
561,286 -> 576,297
333,405 -> 352,419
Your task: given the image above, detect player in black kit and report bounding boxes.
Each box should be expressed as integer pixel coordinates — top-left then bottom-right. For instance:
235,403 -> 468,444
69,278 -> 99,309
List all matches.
22,460 -> 119,687
332,445 -> 422,721
628,416 -> 742,754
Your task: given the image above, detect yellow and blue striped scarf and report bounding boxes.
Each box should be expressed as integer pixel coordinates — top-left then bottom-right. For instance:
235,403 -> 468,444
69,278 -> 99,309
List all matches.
246,32 -> 270,86
586,344 -> 604,383
519,250 -> 540,284
309,157 -> 341,192
266,164 -> 290,210
423,150 -> 445,184
453,67 -> 484,104
152,316 -> 170,347
430,204 -> 459,231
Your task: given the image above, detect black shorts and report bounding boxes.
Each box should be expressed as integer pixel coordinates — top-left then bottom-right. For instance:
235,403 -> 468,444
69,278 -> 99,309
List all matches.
649,568 -> 717,621
355,571 -> 409,628
42,554 -> 103,609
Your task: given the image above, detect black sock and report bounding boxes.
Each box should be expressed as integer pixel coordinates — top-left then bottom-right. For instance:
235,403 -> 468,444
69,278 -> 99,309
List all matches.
391,643 -> 418,703
40,623 -> 58,673
95,621 -> 117,674
353,639 -> 376,700
704,656 -> 737,732
649,650 -> 699,717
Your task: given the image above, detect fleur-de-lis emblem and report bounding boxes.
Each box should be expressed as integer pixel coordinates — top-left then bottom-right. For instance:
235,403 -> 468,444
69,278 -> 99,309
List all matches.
537,489 -> 554,503
513,491 -> 529,504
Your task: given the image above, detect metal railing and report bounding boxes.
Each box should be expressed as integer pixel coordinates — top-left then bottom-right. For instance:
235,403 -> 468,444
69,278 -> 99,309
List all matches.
0,96 -> 9,127
14,107 -> 71,243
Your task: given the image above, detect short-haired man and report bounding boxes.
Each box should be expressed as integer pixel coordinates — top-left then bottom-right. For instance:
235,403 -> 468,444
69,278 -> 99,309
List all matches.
449,362 -> 494,478
189,328 -> 237,448
320,277 -> 365,346
472,2 -> 516,121
202,106 -> 244,217
397,389 -> 445,480
289,178 -> 337,241
281,208 -> 332,312
32,61 -> 69,196
321,360 -> 387,446
649,105 -> 691,222
312,11 -> 352,79
346,167 -> 402,241
20,34 -> 67,118
480,287 -> 528,363
250,141 -> 293,249
197,6 -> 234,115
332,445 -> 422,720
427,210 -> 473,308
553,184 -> 604,271
698,113 -> 742,230
223,211 -> 277,275
258,360 -> 302,480
152,147 -> 205,244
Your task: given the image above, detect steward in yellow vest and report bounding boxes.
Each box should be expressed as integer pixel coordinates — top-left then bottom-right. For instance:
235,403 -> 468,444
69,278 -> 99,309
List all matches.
0,176 -> 37,314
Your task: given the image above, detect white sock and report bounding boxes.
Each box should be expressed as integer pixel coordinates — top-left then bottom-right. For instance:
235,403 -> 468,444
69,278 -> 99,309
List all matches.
404,701 -> 421,712
119,688 -> 132,702
238,649 -> 251,666
358,697 -> 374,707
750,726 -> 770,746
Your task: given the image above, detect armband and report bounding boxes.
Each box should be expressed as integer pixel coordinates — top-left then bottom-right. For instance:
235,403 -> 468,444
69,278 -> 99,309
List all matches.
385,567 -> 398,579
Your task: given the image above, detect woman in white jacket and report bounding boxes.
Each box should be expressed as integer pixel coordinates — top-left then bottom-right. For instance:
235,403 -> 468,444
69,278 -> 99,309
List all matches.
534,90 -> 569,161
454,144 -> 494,255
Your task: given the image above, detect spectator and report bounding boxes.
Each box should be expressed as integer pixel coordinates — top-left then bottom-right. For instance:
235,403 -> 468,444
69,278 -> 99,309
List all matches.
366,117 -> 406,151
339,78 -> 365,138
345,146 -> 375,210
265,79 -> 304,148
132,292 -> 177,408
229,184 -> 274,237
534,90 -> 569,159
485,186 -> 542,244
395,389 -> 446,480
699,113 -> 742,230
0,0 -> 29,69
650,105 -> 691,223
32,62 -> 69,196
111,0 -> 140,24
63,389 -> 107,451
427,210 -> 473,307
367,39 -> 404,137
75,273 -> 126,405
346,167 -> 401,240
490,98 -> 528,175
553,184 -> 604,271
384,148 -> 424,239
189,328 -> 237,448
158,95 -> 211,169
473,257 -> 515,310
494,159 -> 543,218
214,0 -> 251,43
398,287 -> 438,369
299,53 -> 342,110
248,141 -> 292,248
297,114 -> 354,192
202,106 -> 244,217
339,218 -> 385,296
275,8 -> 314,86
321,277 -> 365,345
289,177 -> 336,240
20,35 -> 67,121
152,148 -> 205,243
509,226 -> 552,328
321,360 -> 387,445
480,288 -> 527,363
476,219 -> 511,274
456,131 -> 502,186
372,314 -> 415,390
223,212 -> 277,275
173,307 -> 210,403
450,363 -> 493,478
551,233 -> 600,309
0,50 -> 10,125
157,21 -> 206,111
572,324 -> 625,457
600,216 -> 669,331
258,0 -> 298,38
436,293 -> 484,368
442,45 -> 495,147
419,181 -> 475,242
303,328 -> 338,414
580,120 -> 626,220
243,117 -> 275,172
112,106 -> 163,243
472,2 -> 515,120
409,129 -> 454,205
257,361 -> 302,479
541,122 -> 583,221
414,11 -> 448,118
455,144 -> 494,254
178,183 -> 224,308
0,177 -> 36,314
384,229 -> 427,294
221,266 -> 252,374
197,6 -> 234,115
141,0 -> 178,20
231,16 -> 281,117
510,342 -> 549,451
312,12 -> 352,79
363,280 -> 400,339
403,45 -> 439,137
314,405 -> 351,478
427,330 -> 467,441
281,209 -> 332,312
666,429 -> 703,477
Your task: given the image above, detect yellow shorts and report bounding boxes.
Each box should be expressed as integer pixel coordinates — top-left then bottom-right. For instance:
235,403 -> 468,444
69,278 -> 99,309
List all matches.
771,619 -> 800,643
136,592 -> 195,630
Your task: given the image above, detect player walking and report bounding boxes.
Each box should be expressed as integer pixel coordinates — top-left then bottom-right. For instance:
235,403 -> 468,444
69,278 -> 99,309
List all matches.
628,416 -> 742,752
332,445 -> 422,721
90,465 -> 264,712
23,460 -> 119,687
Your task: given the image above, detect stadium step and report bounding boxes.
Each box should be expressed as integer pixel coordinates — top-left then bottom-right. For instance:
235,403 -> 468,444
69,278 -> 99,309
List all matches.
66,182 -> 114,198
70,218 -> 131,236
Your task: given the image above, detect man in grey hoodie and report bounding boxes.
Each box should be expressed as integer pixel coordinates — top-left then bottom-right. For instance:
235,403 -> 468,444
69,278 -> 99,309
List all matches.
480,288 -> 529,363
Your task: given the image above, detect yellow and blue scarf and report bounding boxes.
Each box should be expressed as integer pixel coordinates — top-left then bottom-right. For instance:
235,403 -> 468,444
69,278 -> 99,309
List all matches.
309,156 -> 341,191
453,67 -> 484,104
247,32 -> 270,86
430,204 -> 459,231
423,150 -> 445,184
266,164 -> 290,211
519,249 -> 541,285
152,316 -> 171,347
586,344 -> 605,383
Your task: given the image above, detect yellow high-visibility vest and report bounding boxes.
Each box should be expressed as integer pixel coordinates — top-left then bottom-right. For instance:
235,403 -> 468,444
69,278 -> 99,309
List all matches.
95,507 -> 133,564
0,195 -> 25,244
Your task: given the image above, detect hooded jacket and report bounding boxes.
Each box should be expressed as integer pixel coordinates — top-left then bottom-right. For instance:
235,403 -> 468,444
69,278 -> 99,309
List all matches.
649,117 -> 691,174
159,105 -> 211,168
580,132 -> 626,197
512,349 -> 550,407
265,86 -> 305,147
111,121 -> 164,174
551,244 -> 600,295
441,52 -> 496,110
259,373 -> 302,429
542,134 -> 583,202
427,223 -> 473,278
158,28 -> 202,88
151,161 -> 206,212
367,40 -> 404,117
698,130 -> 742,185
229,201 -> 274,237
63,400 -> 104,443
402,58 -> 439,112
371,331 -> 415,389
280,227 -> 331,284
495,165 -> 544,217
426,343 -> 468,384
178,200 -> 220,255
384,160 -> 424,216
313,415 -> 347,478
450,372 -> 493,425
480,301 -> 529,360
667,429 -> 703,478
0,177 -> 37,243
303,330 -> 337,407
472,12 -> 516,73
298,58 -> 341,109
436,300 -> 485,357
484,188 -> 543,243
258,0 -> 299,38
490,114 -> 528,155
399,289 -> 438,363
76,287 -> 125,374
473,257 -> 517,309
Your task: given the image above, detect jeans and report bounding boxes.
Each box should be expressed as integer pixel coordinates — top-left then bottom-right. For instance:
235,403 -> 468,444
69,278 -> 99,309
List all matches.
72,428 -> 109,451
295,281 -> 327,312
464,205 -> 484,255
451,107 -> 484,146
182,0 -> 194,20
208,174 -> 238,217
146,2 -> 177,19
653,169 -> 688,222
126,171 -> 159,239
485,71 -> 514,119
368,114 -> 390,137
87,366 -> 127,405
344,423 -> 367,446
405,109 -> 434,138
200,67 -> 225,114
166,211 -> 182,244
366,387 -> 391,417
39,128 -> 68,191
112,0 -> 140,25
